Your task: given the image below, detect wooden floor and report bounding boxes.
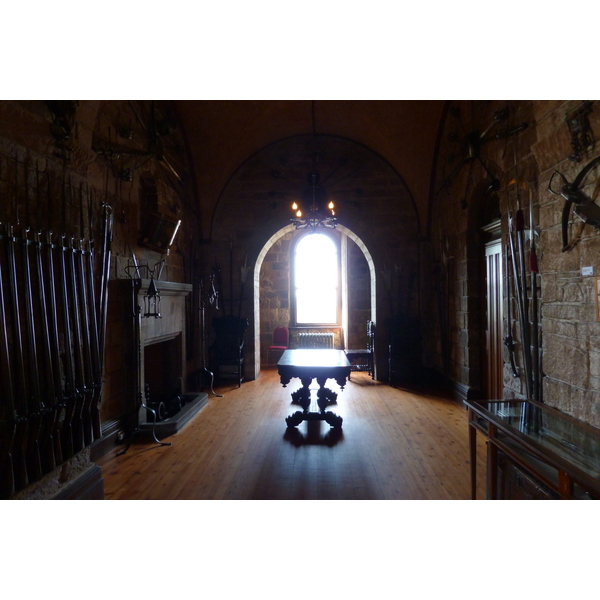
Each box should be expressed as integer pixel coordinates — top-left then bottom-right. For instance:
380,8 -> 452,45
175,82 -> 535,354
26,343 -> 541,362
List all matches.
97,369 -> 488,500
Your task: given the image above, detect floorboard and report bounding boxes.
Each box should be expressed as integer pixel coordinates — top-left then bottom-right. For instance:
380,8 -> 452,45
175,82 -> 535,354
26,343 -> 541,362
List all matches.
96,369 -> 488,500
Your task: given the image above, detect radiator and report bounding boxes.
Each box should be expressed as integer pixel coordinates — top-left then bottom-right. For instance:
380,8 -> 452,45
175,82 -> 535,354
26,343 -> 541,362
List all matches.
297,332 -> 334,349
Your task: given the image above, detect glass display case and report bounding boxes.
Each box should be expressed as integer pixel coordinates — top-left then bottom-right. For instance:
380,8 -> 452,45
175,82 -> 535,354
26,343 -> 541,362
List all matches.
465,399 -> 600,500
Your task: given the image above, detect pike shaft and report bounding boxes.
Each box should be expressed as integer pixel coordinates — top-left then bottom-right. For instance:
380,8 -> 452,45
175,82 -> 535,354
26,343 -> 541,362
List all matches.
0,228 -> 17,497
508,216 -> 533,399
4,224 -> 29,489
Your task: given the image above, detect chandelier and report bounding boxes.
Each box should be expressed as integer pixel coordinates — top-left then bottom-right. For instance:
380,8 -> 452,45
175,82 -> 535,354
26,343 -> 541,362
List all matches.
290,102 -> 337,230
291,170 -> 337,229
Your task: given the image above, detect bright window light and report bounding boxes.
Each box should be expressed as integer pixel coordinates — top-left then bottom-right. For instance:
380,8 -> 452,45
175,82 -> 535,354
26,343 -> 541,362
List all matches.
294,233 -> 338,324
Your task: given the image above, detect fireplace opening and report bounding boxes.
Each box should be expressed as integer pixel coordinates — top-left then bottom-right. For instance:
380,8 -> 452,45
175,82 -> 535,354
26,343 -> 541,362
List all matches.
144,335 -> 183,421
137,332 -> 208,440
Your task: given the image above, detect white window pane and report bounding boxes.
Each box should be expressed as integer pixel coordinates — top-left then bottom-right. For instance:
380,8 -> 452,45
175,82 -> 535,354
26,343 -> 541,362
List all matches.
294,233 -> 339,324
295,235 -> 337,286
296,254 -> 336,287
296,287 -> 337,323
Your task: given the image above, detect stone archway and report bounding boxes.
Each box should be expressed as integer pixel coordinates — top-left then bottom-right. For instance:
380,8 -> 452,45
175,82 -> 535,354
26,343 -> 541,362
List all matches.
210,133 -> 420,382
252,223 -> 377,379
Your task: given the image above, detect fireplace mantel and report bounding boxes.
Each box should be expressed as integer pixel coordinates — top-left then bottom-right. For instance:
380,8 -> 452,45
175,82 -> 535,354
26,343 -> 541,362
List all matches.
137,279 -> 193,296
110,278 -> 206,441
136,280 -> 192,347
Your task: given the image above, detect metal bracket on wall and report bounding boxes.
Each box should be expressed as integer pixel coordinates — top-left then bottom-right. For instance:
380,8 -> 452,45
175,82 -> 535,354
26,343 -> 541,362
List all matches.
565,101 -> 594,162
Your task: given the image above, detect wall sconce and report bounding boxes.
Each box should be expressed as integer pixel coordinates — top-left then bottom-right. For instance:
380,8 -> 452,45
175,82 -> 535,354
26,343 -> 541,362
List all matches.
125,255 -> 167,319
143,275 -> 161,318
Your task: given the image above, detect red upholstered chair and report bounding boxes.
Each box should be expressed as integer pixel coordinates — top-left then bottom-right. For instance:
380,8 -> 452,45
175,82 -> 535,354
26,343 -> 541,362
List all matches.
269,326 -> 289,365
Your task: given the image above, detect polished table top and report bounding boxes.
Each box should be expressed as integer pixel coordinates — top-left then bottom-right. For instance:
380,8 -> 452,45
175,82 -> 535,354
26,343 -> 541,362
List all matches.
277,348 -> 351,368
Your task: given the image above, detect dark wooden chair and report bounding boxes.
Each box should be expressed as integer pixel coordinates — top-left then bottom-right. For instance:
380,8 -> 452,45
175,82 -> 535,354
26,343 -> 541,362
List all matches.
345,320 -> 375,380
268,326 -> 289,365
210,316 -> 249,387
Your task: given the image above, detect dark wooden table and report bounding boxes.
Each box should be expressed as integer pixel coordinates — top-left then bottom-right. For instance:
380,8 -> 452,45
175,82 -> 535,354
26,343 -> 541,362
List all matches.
277,349 -> 351,428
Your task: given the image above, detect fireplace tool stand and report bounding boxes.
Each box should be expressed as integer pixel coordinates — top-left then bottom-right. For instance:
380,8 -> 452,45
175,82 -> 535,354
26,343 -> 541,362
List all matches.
116,388 -> 172,456
200,275 -> 223,397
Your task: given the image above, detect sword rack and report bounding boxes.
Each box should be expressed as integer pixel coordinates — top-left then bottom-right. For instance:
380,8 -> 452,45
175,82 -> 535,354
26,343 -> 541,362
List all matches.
0,150 -> 113,498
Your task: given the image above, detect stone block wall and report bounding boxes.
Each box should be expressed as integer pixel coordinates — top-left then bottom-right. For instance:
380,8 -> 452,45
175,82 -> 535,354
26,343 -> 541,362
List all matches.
260,233 -> 292,363
532,101 -> 600,427
427,99 -> 600,429
347,239 -> 371,349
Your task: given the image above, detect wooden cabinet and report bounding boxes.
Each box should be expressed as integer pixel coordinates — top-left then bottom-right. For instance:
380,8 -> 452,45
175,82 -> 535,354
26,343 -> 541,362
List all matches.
465,399 -> 600,500
495,451 -> 559,500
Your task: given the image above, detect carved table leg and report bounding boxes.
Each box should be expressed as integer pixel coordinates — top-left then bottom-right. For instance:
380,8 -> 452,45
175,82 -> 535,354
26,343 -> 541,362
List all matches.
316,376 -> 342,427
286,376 -> 343,429
286,377 -> 313,427
323,411 -> 343,428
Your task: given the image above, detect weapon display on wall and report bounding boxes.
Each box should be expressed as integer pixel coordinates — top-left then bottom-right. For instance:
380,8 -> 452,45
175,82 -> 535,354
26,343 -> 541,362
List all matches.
549,154 -> 600,252
56,171 -> 80,458
33,164 -> 59,473
41,169 -> 65,469
0,225 -> 17,497
565,101 -> 594,162
20,159 -> 44,481
529,195 -> 541,403
506,184 -> 543,406
0,152 -> 111,498
436,103 -> 528,203
503,243 -> 518,379
5,220 -> 31,490
508,206 -> 533,400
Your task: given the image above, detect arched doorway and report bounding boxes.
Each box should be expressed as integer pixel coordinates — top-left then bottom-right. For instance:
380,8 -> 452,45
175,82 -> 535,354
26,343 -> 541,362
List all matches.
253,223 -> 376,378
211,133 -> 420,382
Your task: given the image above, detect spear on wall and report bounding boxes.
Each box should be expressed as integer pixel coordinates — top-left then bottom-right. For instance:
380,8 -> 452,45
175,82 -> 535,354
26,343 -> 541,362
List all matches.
508,186 -> 533,401
529,191 -> 540,403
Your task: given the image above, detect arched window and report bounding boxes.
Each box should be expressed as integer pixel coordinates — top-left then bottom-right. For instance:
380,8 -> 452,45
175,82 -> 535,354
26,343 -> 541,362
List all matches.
293,232 -> 339,325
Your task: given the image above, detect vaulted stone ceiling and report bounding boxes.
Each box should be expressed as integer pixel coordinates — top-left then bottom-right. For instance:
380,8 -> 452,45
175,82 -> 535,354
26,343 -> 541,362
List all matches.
173,100 -> 445,238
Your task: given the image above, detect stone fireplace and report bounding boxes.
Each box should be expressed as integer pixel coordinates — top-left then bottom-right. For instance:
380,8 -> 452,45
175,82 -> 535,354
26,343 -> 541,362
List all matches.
116,278 -> 207,438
